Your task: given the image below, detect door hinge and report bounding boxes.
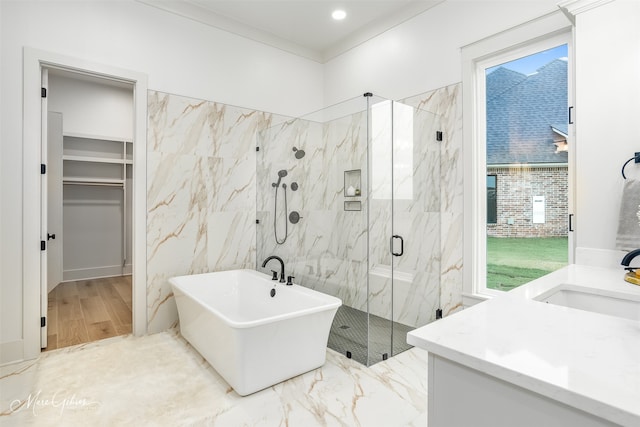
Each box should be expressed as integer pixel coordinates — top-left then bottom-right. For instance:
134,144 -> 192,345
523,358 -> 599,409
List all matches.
256,146 -> 260,152
41,164 -> 46,174
436,308 -> 443,319
41,87 -> 47,98
41,240 -> 46,251
41,316 -> 46,327
436,131 -> 443,141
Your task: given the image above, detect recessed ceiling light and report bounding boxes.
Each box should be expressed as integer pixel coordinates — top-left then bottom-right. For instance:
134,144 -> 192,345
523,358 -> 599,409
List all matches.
332,9 -> 347,21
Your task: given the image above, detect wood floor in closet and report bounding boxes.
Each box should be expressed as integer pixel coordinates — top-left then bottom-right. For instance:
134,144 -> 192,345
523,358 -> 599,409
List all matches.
44,276 -> 132,351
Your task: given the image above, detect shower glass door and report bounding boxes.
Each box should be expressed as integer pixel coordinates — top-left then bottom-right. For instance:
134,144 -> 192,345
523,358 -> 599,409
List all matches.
367,97 -> 442,363
389,100 -> 442,356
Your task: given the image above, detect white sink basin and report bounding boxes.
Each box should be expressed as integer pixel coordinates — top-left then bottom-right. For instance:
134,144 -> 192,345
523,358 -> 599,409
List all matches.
534,284 -> 640,321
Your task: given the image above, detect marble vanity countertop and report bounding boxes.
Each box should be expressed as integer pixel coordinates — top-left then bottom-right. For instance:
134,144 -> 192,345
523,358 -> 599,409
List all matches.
407,264 -> 640,426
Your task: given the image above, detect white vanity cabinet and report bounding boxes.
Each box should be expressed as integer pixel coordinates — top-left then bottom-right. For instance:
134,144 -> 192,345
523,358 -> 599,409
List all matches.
426,353 -> 617,427
408,265 -> 640,427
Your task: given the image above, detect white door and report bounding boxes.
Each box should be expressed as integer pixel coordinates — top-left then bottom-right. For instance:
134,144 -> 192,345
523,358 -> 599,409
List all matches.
40,68 -> 48,348
47,111 -> 63,292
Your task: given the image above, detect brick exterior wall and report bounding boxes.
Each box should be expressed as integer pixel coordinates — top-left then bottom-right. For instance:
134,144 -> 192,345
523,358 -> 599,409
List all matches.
487,165 -> 568,238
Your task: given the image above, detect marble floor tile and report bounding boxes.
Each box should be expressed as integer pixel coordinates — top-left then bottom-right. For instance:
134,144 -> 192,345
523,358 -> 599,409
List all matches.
1,330 -> 427,426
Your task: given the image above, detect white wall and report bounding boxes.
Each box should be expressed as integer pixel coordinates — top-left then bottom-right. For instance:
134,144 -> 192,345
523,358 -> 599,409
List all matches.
323,0 -> 559,104
48,73 -> 133,139
0,0 -> 3,355
0,0 -> 322,353
574,0 -> 640,264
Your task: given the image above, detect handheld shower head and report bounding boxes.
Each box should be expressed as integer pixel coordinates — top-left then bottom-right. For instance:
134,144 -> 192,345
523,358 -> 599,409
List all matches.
273,170 -> 288,187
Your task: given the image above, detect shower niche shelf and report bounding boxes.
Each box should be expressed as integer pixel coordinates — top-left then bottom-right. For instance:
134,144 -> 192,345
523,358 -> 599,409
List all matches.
344,169 -> 361,198
344,201 -> 361,211
344,169 -> 361,211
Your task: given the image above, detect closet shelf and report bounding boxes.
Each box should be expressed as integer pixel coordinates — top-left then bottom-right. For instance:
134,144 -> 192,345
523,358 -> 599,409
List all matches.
63,155 -> 133,165
63,131 -> 133,143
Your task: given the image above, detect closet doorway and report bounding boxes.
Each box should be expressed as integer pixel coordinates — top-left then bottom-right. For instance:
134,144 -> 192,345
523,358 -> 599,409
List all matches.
42,68 -> 134,351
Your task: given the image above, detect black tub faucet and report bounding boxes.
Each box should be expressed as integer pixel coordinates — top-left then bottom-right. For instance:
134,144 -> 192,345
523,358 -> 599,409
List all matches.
262,256 -> 285,283
621,248 -> 640,269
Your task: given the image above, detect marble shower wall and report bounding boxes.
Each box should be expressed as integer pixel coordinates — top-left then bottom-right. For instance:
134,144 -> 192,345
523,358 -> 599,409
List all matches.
256,108 -> 369,312
146,91 -> 274,333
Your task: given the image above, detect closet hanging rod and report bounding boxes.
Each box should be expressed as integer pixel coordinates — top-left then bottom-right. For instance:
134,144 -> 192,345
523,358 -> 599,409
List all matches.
63,181 -> 124,187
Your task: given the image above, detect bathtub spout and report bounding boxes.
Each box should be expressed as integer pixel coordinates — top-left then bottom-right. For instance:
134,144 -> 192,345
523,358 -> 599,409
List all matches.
262,256 -> 285,283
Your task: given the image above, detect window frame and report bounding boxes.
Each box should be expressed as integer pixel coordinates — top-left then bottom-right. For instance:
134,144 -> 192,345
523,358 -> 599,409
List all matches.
462,11 -> 574,304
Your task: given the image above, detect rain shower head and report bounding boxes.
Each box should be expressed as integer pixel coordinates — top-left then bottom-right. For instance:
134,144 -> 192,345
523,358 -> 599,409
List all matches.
293,147 -> 305,159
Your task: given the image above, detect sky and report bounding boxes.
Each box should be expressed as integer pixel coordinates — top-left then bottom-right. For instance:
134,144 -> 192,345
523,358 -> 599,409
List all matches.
487,44 -> 568,76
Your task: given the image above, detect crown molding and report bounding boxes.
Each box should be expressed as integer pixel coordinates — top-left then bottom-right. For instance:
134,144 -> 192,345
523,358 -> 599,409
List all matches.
136,0 -> 323,62
557,0 -> 615,24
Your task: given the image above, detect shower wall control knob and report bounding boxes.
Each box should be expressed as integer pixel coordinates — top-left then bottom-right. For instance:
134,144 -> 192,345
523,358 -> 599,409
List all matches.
289,211 -> 302,224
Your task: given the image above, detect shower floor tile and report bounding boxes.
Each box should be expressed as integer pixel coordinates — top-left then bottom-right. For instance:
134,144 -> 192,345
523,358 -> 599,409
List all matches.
328,305 -> 415,366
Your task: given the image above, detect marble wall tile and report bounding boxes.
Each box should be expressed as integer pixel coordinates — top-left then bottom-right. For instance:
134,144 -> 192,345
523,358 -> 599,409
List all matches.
402,84 -> 463,215
440,211 -> 464,316
413,108 -> 441,213
208,153 -> 256,212
207,211 -> 256,271
146,151 -> 210,332
148,92 -> 213,156
396,269 -> 441,326
208,105 -> 272,159
147,91 -> 269,334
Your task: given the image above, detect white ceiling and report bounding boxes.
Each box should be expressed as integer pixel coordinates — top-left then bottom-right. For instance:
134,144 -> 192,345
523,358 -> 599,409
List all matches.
137,0 -> 444,63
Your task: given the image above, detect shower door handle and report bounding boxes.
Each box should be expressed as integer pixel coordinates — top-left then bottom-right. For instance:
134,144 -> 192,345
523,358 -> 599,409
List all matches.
391,235 -> 404,257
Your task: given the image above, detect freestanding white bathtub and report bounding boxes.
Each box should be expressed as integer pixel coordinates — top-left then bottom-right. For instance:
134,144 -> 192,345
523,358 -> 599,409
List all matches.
169,269 -> 341,396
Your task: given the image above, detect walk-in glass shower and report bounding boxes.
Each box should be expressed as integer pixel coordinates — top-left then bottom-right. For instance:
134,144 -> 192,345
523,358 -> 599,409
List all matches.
256,93 -> 442,366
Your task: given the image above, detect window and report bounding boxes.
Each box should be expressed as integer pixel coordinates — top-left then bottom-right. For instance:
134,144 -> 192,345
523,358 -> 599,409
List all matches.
462,12 -> 574,302
487,175 -> 497,224
371,100 -> 414,200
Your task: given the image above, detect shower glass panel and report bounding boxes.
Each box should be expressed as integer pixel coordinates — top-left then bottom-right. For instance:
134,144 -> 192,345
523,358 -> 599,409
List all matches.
256,94 -> 441,366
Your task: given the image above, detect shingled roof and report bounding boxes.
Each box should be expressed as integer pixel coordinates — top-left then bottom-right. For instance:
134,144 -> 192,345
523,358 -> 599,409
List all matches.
486,58 -> 568,165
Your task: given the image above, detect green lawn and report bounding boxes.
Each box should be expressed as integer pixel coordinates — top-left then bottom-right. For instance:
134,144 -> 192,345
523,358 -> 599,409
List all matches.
487,237 -> 568,292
